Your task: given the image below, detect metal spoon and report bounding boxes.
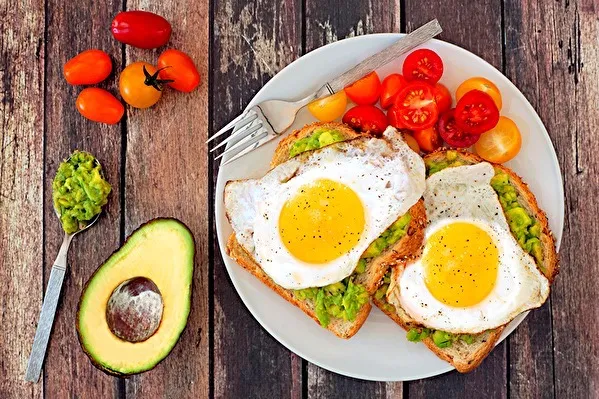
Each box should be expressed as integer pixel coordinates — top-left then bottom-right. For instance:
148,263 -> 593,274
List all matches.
25,160 -> 104,383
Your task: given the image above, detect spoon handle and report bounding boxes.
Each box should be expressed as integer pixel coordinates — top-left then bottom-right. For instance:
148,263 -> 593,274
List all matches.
25,234 -> 73,383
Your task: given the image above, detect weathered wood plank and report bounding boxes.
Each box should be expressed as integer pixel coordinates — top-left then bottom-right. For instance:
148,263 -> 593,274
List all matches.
0,0 -> 45,397
404,2 -> 507,397
42,0 -> 123,397
122,2 -> 210,398
210,0 -> 303,397
505,1 -> 599,397
304,1 -> 403,396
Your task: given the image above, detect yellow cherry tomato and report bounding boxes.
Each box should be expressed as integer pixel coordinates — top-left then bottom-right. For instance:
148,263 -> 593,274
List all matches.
119,62 -> 166,109
307,91 -> 348,122
474,116 -> 522,163
456,77 -> 502,110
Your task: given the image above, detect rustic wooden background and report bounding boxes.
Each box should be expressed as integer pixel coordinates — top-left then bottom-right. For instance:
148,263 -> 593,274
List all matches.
1,0 -> 597,397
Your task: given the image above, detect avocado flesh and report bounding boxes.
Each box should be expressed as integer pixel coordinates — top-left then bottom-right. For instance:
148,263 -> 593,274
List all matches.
77,218 -> 194,376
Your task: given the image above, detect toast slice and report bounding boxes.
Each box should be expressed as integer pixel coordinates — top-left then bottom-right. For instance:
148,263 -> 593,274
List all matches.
373,149 -> 559,372
225,122 -> 427,338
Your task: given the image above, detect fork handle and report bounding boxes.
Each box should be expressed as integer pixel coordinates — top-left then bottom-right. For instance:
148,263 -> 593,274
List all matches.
324,19 -> 442,94
25,234 -> 72,383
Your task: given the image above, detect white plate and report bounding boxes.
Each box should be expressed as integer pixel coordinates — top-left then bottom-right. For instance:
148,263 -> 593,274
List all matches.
215,34 -> 564,381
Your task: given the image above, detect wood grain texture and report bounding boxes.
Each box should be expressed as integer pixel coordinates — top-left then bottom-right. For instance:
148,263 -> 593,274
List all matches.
404,2 -> 507,397
123,1 -> 210,398
505,0 -> 599,397
0,0 -> 45,397
210,0 -> 302,397
304,1 -> 403,397
43,0 -> 123,397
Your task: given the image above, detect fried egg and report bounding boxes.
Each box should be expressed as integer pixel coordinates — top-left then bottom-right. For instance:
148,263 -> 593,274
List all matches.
388,162 -> 550,334
225,127 -> 425,290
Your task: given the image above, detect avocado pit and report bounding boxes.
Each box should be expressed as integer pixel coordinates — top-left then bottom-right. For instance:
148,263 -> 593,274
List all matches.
106,277 -> 163,342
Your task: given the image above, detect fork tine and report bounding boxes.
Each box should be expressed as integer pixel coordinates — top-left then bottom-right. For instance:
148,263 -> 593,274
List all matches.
210,118 -> 262,153
206,111 -> 253,143
221,132 -> 279,166
215,126 -> 267,161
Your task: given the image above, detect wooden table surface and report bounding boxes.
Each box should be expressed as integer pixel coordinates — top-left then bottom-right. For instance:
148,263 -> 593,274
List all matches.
2,0 -> 598,398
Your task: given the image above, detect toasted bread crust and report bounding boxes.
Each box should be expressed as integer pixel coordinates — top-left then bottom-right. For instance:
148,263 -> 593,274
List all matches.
374,149 -> 559,372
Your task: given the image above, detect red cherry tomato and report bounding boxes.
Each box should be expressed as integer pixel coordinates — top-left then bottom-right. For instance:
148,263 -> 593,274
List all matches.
413,126 -> 442,153
111,11 -> 171,49
433,83 -> 452,114
157,49 -> 201,92
454,90 -> 500,134
393,82 -> 439,130
387,106 -> 406,129
63,50 -> 112,85
76,88 -> 124,125
342,105 -> 388,135
437,109 -> 480,148
380,74 -> 407,109
344,72 -> 381,105
403,49 -> 444,84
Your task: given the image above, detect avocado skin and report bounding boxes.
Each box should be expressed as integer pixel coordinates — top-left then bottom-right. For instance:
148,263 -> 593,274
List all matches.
76,217 -> 195,377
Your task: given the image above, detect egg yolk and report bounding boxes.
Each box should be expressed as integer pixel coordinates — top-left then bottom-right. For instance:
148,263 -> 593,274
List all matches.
423,222 -> 499,307
279,179 -> 365,264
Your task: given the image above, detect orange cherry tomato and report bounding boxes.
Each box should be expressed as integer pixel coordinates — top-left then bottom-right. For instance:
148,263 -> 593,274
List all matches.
474,116 -> 522,163
380,74 -> 407,109
119,62 -> 166,109
413,126 -> 442,153
344,72 -> 382,105
403,133 -> 420,153
456,77 -> 502,110
64,49 -> 112,85
76,88 -> 124,124
307,91 -> 347,122
433,83 -> 452,114
157,49 -> 201,92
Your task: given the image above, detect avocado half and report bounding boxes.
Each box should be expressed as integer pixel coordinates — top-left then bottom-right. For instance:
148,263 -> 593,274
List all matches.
77,218 -> 195,376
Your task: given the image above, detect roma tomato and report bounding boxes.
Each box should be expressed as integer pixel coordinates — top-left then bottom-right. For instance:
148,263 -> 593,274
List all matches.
454,90 -> 500,134
64,50 -> 112,85
433,83 -> 452,114
307,91 -> 347,122
456,77 -> 502,110
111,11 -> 171,49
413,126 -> 442,153
76,88 -> 124,124
437,109 -> 480,148
119,62 -> 170,109
393,82 -> 439,130
403,49 -> 444,84
157,49 -> 201,92
380,74 -> 407,109
474,116 -> 522,163
342,105 -> 388,135
344,72 -> 381,105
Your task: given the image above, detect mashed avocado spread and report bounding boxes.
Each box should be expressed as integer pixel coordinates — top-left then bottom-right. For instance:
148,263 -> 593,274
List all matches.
288,127 -> 345,158
52,151 -> 111,234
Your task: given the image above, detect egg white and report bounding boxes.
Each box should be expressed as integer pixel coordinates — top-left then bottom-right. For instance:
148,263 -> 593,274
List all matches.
225,127 -> 425,290
388,162 -> 550,334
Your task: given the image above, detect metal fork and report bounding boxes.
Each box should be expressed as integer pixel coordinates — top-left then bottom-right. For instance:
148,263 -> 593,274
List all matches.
208,19 -> 442,165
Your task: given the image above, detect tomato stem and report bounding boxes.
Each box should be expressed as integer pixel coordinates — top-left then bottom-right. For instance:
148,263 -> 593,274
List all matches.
143,65 -> 174,91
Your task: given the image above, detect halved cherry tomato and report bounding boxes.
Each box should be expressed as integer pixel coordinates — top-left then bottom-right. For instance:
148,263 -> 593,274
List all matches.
119,62 -> 170,109
433,83 -> 452,114
403,133 -> 420,153
456,77 -> 502,110
437,109 -> 480,148
344,72 -> 381,105
342,105 -> 388,135
387,106 -> 406,129
393,82 -> 439,130
413,126 -> 442,153
307,91 -> 347,122
64,50 -> 112,85
111,11 -> 171,49
403,49 -> 444,84
454,90 -> 500,134
76,88 -> 124,124
474,116 -> 522,163
157,49 -> 201,92
380,74 -> 407,108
